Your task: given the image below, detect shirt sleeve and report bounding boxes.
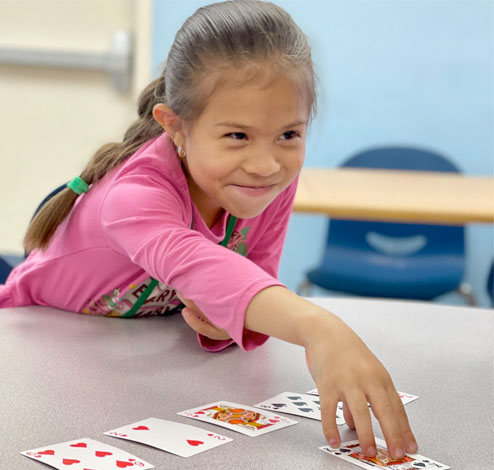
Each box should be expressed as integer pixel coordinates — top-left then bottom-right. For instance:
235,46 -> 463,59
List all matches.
196,177 -> 298,351
99,164 -> 285,351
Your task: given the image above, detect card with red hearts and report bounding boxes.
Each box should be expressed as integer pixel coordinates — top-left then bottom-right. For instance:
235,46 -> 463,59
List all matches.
104,417 -> 232,458
177,401 -> 298,437
20,437 -> 153,469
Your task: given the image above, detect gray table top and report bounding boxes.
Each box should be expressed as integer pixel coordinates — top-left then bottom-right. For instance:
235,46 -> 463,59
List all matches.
1,298 -> 492,469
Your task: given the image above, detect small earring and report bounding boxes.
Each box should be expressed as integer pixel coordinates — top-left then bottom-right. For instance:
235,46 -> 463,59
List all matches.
177,145 -> 186,159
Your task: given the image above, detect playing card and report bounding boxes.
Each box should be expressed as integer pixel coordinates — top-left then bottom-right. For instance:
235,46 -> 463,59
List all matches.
397,391 -> 419,405
254,391 -> 349,424
177,401 -> 297,437
104,417 -> 232,458
320,438 -> 450,470
21,437 -> 153,469
307,388 -> 419,405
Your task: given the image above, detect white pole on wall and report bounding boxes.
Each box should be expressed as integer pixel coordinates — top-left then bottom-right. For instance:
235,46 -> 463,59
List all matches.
0,30 -> 133,93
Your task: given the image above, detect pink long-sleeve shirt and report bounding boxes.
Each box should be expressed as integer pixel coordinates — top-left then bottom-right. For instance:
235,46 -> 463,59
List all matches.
0,134 -> 297,351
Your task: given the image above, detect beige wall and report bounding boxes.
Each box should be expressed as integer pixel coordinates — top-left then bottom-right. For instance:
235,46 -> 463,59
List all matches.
0,0 -> 152,253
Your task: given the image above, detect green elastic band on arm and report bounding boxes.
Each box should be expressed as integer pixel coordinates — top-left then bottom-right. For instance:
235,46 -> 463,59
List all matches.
66,177 -> 89,195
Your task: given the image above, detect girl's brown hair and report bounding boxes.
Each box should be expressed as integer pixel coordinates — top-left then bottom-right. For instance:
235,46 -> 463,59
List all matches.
24,0 -> 317,252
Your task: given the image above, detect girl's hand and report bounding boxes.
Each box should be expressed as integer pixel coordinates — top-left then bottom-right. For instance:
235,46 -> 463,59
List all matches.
177,293 -> 231,341
305,318 -> 418,459
243,287 -> 418,460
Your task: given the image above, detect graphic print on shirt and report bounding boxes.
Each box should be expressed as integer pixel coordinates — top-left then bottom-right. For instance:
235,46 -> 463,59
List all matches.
227,227 -> 251,256
81,281 -> 182,317
82,226 -> 251,317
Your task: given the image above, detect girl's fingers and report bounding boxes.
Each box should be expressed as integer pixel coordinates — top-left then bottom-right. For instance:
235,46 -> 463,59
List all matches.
342,400 -> 355,430
181,308 -> 205,332
371,388 -> 418,457
345,392 -> 377,458
181,308 -> 230,340
320,393 -> 342,449
367,388 -> 409,460
177,292 -> 199,311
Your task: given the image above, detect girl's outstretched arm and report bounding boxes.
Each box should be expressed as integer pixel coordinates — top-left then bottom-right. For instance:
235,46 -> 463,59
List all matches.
243,286 -> 418,459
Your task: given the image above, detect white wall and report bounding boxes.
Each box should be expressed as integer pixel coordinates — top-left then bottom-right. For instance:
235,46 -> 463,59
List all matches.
0,0 -> 152,253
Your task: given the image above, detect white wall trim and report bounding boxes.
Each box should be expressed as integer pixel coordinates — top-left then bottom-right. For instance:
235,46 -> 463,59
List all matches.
133,0 -> 153,98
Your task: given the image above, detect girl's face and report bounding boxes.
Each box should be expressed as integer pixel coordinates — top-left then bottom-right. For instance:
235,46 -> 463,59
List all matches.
181,70 -> 309,227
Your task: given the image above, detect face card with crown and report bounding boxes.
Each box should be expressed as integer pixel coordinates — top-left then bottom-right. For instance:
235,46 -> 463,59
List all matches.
320,438 -> 450,470
177,401 -> 297,436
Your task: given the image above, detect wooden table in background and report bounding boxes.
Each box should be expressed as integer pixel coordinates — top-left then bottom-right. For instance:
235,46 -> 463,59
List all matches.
294,168 -> 494,224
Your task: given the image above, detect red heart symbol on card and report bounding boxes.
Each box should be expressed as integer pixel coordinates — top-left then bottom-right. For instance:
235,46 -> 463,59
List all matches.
62,458 -> 80,465
269,419 -> 280,423
196,411 -> 205,414
95,451 -> 112,457
116,461 -> 134,468
186,440 -> 204,447
132,426 -> 149,431
38,450 -> 55,455
70,442 -> 87,448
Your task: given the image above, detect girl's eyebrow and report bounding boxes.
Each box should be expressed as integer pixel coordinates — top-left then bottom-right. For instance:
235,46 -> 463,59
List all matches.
215,120 -> 308,130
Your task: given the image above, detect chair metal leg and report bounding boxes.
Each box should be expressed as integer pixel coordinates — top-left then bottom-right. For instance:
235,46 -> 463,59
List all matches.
455,282 -> 477,306
297,278 -> 312,297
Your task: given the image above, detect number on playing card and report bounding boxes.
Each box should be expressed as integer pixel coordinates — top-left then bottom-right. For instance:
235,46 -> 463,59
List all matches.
104,417 -> 233,458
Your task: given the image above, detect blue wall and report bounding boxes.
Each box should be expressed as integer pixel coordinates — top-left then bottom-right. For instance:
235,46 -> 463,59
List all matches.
152,0 -> 494,307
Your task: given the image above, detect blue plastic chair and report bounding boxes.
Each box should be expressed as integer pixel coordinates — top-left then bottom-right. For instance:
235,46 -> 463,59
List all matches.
487,263 -> 494,307
300,147 -> 476,304
0,183 -> 67,284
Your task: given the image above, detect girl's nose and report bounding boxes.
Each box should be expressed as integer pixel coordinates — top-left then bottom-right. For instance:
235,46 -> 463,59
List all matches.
242,151 -> 281,177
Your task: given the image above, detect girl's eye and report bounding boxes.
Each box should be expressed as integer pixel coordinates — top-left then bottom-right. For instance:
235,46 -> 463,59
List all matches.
280,130 -> 300,140
226,132 -> 247,140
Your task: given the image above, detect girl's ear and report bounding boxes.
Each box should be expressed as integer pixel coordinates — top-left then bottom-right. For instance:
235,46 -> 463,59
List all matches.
153,103 -> 186,145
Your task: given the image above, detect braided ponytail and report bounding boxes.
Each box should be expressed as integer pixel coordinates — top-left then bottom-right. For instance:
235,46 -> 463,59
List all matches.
23,77 -> 165,252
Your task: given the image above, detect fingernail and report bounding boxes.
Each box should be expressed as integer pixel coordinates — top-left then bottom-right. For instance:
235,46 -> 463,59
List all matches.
328,439 -> 339,449
406,441 -> 418,453
393,448 -> 404,459
366,446 -> 376,457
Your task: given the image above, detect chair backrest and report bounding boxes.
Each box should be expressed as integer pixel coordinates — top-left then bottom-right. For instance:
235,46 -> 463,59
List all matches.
1,183 -> 68,280
31,183 -> 68,220
22,183 -> 68,258
487,262 -> 494,306
341,146 -> 460,173
326,147 -> 464,258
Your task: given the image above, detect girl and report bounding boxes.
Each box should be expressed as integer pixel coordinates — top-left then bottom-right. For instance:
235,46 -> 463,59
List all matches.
0,0 -> 417,459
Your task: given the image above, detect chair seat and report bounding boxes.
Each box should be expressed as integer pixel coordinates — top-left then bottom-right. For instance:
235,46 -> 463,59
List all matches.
307,247 -> 464,300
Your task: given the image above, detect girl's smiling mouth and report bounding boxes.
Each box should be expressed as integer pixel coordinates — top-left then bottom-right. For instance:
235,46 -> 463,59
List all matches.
229,183 -> 277,196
